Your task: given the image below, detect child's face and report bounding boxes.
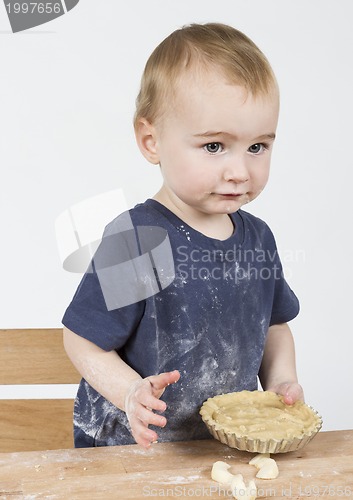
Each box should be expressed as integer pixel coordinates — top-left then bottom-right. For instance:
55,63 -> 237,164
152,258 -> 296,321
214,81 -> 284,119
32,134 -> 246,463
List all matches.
143,72 -> 279,218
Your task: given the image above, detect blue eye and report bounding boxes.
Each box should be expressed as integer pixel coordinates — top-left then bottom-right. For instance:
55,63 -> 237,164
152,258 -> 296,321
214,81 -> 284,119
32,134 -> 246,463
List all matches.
248,143 -> 266,154
204,142 -> 223,154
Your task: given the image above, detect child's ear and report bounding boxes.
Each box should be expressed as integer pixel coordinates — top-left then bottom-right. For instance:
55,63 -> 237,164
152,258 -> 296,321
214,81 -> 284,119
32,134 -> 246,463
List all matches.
134,118 -> 160,165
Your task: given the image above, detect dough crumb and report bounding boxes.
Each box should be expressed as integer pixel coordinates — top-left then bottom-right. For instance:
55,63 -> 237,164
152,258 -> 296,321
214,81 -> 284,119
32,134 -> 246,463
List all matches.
249,453 -> 270,468
231,474 -> 257,500
211,461 -> 234,484
211,462 -> 257,499
255,458 -> 279,479
249,453 -> 279,479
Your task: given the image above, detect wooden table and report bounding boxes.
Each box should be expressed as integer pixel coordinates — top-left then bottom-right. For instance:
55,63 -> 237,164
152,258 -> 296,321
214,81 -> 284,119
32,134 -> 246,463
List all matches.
0,430 -> 352,499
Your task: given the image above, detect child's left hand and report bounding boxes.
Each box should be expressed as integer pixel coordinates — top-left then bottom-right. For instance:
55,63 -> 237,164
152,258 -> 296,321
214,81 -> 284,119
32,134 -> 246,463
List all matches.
267,381 -> 304,405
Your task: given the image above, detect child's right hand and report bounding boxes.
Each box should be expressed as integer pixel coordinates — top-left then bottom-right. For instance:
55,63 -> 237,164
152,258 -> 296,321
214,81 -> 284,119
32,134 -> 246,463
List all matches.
124,369 -> 180,449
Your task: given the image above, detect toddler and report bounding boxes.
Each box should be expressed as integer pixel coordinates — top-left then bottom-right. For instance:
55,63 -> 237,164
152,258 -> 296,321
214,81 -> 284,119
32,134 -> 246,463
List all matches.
63,22 -> 303,449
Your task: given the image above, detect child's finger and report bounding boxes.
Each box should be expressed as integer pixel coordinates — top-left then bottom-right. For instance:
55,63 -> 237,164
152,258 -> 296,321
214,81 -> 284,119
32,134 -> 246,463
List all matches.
138,391 -> 167,413
283,383 -> 304,405
136,404 -> 167,428
130,417 -> 158,449
273,382 -> 304,405
148,370 -> 181,393
130,379 -> 167,412
130,398 -> 167,427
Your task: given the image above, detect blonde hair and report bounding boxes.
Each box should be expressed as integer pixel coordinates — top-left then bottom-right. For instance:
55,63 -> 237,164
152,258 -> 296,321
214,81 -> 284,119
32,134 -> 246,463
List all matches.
134,22 -> 277,127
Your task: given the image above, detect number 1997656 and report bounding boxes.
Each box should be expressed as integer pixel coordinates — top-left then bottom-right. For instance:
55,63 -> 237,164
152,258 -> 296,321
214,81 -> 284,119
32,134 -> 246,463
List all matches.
6,3 -> 62,14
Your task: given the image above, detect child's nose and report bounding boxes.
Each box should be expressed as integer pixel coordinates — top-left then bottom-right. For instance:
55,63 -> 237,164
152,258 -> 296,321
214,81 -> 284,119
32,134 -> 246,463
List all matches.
223,159 -> 249,183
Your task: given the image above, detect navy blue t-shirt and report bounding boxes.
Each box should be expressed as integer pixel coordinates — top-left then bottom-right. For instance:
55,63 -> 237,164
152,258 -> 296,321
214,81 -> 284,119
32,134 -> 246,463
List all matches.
62,199 -> 299,447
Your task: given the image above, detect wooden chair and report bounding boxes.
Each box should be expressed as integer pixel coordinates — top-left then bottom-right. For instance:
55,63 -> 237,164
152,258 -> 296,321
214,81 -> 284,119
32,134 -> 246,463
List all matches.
0,328 -> 81,452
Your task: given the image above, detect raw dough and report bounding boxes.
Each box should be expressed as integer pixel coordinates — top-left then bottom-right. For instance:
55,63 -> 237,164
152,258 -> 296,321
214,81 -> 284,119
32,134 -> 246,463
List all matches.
255,458 -> 279,479
230,474 -> 257,500
211,461 -> 234,484
211,461 -> 258,499
203,390 -> 320,440
249,453 -> 279,479
249,453 -> 270,468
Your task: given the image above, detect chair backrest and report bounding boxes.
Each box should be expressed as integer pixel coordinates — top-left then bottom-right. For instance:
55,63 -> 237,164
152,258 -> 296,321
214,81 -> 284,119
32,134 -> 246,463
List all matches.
0,328 -> 81,452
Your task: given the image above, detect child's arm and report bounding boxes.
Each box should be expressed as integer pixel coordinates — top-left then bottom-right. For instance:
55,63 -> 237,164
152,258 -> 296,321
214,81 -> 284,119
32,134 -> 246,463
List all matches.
258,323 -> 304,405
63,327 -> 180,448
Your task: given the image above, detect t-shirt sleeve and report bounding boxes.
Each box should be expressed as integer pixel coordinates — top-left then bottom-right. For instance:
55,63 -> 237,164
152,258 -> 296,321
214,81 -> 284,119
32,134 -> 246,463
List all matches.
269,269 -> 300,325
242,210 -> 300,326
62,266 -> 145,351
268,234 -> 300,326
62,217 -> 146,352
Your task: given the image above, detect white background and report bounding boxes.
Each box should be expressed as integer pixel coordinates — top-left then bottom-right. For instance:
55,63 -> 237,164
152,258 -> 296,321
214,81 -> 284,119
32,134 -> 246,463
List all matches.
1,0 -> 352,432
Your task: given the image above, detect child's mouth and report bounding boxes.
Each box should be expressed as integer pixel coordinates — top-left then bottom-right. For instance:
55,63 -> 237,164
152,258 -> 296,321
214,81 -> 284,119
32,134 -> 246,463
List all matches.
216,193 -> 245,198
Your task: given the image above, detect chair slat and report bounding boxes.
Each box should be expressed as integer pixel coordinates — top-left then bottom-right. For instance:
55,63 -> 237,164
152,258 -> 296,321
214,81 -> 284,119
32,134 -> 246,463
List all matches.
0,329 -> 81,385
0,329 -> 81,451
0,399 -> 75,452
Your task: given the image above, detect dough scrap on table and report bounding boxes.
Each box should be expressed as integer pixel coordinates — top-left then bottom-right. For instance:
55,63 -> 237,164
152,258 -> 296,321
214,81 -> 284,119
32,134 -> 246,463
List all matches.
255,458 -> 279,479
230,474 -> 257,500
211,461 -> 234,484
211,461 -> 258,499
249,453 -> 270,468
249,453 -> 279,479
